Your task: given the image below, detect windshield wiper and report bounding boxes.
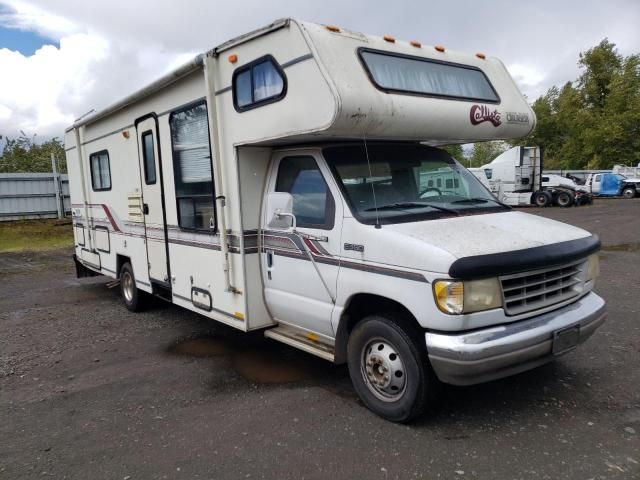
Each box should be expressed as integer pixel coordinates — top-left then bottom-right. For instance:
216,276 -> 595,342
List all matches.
365,202 -> 459,215
451,197 -> 510,208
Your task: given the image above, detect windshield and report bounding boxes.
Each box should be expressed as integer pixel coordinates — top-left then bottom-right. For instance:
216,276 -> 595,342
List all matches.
323,144 -> 507,225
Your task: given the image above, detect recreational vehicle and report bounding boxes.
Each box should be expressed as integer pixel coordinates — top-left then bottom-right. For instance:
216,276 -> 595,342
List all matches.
66,19 -> 606,422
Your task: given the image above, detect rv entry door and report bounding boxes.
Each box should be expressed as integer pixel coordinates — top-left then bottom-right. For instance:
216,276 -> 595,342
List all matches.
135,115 -> 170,289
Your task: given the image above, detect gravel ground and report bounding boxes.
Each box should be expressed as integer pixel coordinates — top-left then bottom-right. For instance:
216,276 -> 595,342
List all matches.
1,199 -> 638,479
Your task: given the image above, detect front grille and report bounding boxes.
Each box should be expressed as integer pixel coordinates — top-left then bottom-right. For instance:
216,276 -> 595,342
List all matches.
500,260 -> 587,316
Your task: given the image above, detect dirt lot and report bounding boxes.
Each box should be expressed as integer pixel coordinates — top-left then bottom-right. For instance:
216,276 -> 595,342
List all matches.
1,199 -> 639,479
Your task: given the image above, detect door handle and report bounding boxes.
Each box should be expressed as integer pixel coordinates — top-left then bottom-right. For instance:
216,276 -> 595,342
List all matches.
266,251 -> 273,280
143,203 -> 149,215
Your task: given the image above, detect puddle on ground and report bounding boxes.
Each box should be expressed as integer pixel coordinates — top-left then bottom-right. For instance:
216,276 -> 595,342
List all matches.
169,337 -> 233,357
231,349 -> 309,384
600,243 -> 640,252
168,335 -> 310,384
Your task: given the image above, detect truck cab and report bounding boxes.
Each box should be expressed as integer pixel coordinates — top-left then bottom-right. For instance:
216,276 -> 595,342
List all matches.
586,172 -> 638,198
260,141 -> 605,421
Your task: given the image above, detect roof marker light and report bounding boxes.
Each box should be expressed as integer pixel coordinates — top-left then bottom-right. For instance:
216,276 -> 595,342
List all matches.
410,40 -> 422,48
326,25 -> 341,32
435,45 -> 445,52
476,52 -> 486,59
228,54 -> 238,64
383,34 -> 396,43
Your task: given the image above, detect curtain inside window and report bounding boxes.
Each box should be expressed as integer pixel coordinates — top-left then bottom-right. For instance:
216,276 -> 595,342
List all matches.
361,51 -> 498,101
253,60 -> 284,102
171,104 -> 211,184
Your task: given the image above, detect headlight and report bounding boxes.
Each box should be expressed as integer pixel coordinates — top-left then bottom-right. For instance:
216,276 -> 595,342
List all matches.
586,253 -> 599,282
433,280 -> 464,314
433,277 -> 502,315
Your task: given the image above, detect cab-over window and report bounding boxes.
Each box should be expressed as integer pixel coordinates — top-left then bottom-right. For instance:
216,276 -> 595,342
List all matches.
233,55 -> 286,112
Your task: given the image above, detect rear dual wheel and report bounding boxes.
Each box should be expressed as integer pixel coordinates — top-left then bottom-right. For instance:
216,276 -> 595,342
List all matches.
555,191 -> 574,208
347,314 -> 441,423
119,262 -> 147,312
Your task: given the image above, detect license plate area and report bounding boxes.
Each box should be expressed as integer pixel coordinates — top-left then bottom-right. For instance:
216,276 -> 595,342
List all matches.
552,325 -> 580,355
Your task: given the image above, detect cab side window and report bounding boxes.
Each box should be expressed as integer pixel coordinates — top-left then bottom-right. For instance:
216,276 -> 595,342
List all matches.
275,156 -> 334,229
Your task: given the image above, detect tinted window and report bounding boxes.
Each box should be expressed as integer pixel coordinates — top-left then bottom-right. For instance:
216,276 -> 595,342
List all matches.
233,56 -> 286,111
141,131 -> 156,185
360,49 -> 499,103
90,150 -> 111,191
170,102 -> 216,230
275,156 -> 334,229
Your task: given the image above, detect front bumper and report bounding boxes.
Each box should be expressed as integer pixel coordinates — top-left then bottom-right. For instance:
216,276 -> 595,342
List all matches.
425,292 -> 606,386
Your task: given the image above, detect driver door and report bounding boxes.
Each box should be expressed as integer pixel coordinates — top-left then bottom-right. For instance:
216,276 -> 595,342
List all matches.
261,152 -> 343,337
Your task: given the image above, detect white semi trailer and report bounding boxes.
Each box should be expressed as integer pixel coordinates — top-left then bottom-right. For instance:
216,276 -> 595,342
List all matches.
66,19 -> 606,422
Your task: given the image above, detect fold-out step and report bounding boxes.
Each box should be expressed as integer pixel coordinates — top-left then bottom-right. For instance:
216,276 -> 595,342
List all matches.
264,325 -> 335,362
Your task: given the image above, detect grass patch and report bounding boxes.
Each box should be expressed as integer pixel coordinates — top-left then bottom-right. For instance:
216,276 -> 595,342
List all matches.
0,219 -> 74,253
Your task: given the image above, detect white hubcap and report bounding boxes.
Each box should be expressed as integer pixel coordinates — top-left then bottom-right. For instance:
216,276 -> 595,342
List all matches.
361,339 -> 406,402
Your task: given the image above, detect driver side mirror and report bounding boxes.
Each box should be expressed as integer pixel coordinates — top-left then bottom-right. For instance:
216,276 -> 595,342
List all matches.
266,192 -> 296,230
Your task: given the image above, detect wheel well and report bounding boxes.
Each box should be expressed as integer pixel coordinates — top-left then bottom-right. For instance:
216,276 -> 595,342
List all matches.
334,294 -> 421,364
116,254 -> 130,278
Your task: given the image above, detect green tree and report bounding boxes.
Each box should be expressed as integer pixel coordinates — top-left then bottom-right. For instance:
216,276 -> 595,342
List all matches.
513,39 -> 640,169
0,134 -> 66,173
441,144 -> 465,163
467,141 -> 508,167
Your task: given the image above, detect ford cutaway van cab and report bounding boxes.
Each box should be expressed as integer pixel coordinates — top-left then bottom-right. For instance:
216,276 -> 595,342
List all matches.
66,19 -> 606,422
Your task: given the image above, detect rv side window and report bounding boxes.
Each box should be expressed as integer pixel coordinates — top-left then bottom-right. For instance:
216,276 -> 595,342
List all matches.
141,131 -> 156,185
359,48 -> 499,103
275,156 -> 334,230
233,55 -> 286,112
169,101 -> 216,231
89,150 -> 111,191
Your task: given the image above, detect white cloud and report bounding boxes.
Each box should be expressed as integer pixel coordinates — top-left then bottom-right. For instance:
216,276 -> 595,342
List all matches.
507,64 -> 547,99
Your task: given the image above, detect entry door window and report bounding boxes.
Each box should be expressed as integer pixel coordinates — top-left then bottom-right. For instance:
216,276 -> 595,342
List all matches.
141,131 -> 156,185
275,156 -> 334,229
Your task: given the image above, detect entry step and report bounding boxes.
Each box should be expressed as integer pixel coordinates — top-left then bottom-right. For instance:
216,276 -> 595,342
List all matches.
264,324 -> 335,362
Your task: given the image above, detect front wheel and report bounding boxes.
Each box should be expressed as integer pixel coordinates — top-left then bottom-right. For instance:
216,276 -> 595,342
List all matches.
622,187 -> 636,199
347,314 -> 441,423
532,190 -> 552,207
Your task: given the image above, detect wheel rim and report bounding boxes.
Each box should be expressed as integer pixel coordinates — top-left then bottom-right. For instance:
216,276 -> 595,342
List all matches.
624,189 -> 634,198
122,271 -> 134,303
361,338 -> 407,402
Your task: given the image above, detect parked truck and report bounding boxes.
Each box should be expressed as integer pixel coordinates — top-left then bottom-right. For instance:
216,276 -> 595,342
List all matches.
583,172 -> 640,198
66,19 -> 606,422
476,146 -> 592,207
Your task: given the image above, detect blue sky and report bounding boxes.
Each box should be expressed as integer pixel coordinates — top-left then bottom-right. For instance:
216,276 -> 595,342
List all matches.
0,24 -> 57,55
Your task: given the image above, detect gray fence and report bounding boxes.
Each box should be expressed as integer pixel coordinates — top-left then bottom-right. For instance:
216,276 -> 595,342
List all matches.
0,173 -> 71,221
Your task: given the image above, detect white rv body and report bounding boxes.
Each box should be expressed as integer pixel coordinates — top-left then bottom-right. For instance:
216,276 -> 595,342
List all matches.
66,19 -> 606,421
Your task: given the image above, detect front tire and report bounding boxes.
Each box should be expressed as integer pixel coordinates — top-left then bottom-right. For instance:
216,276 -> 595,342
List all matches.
532,190 -> 552,207
120,262 -> 146,312
347,314 -> 440,423
622,187 -> 636,199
